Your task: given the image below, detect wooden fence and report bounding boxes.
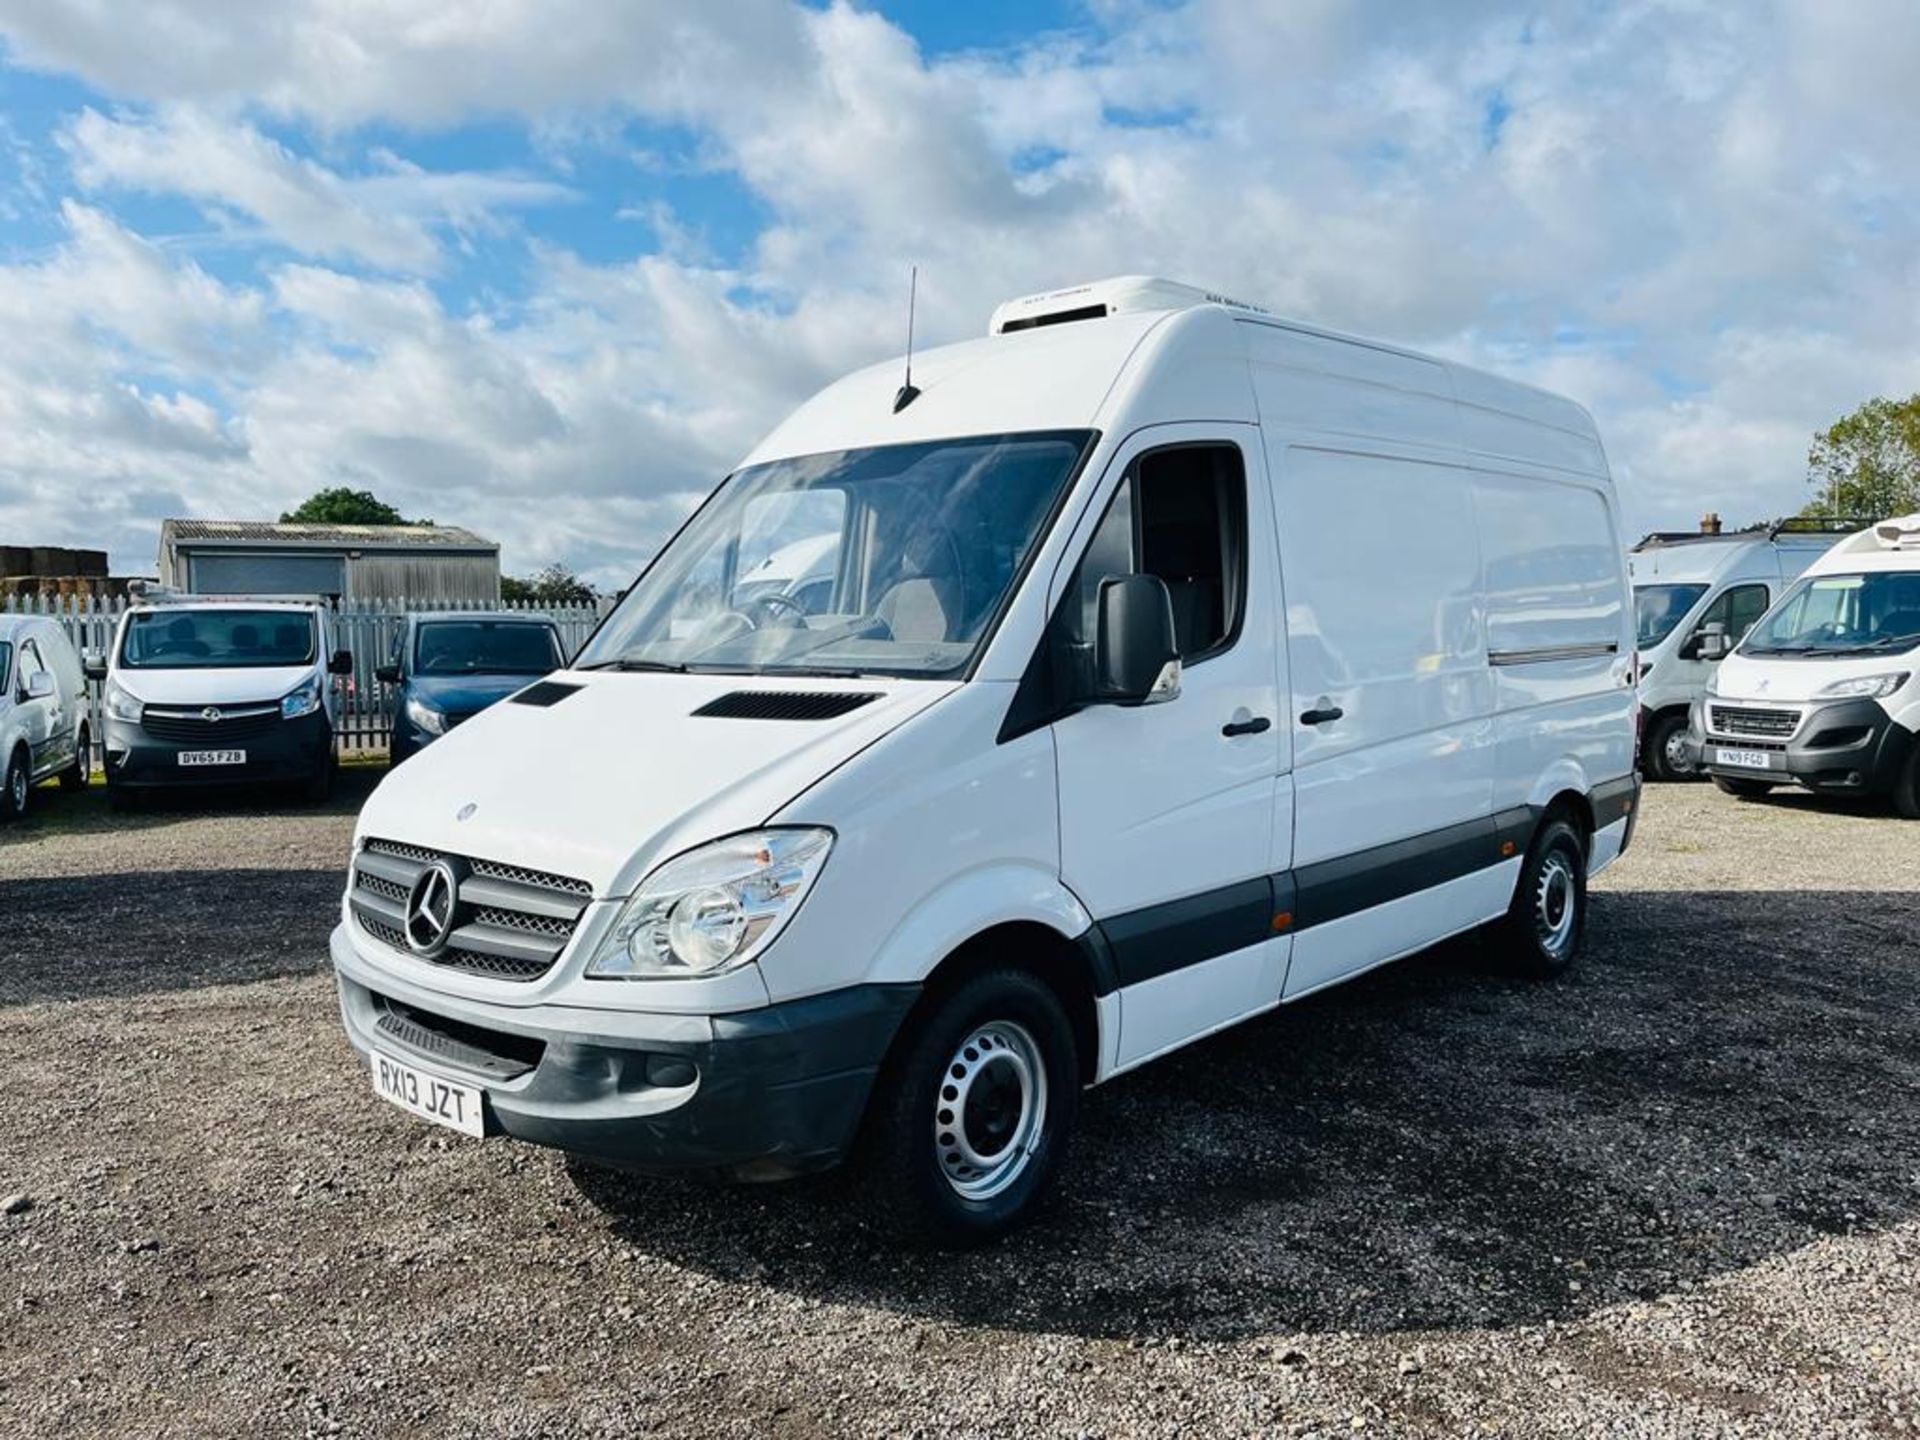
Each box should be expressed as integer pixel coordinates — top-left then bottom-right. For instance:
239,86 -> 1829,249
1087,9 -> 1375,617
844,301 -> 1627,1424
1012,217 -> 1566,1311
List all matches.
3,594 -> 611,760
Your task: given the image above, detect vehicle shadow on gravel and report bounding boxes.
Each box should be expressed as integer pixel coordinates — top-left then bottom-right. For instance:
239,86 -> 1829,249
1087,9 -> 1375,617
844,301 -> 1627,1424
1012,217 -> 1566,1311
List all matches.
0,868 -> 348,1005
572,885 -> 1920,1341
7,763 -> 381,838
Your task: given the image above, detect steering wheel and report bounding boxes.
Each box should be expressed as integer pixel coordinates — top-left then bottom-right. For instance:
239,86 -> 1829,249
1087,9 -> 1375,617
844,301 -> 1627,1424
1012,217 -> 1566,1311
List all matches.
743,591 -> 810,626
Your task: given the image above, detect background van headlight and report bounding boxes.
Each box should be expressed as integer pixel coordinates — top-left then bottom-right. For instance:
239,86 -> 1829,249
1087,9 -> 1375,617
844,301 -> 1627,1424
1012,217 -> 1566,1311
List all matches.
404,696 -> 447,735
282,675 -> 323,720
104,680 -> 143,722
588,829 -> 833,979
1815,672 -> 1909,700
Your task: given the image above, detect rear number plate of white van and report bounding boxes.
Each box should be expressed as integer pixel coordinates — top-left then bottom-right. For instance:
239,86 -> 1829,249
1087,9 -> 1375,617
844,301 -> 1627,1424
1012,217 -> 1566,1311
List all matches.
179,749 -> 245,766
371,1052 -> 484,1138
1715,747 -> 1776,771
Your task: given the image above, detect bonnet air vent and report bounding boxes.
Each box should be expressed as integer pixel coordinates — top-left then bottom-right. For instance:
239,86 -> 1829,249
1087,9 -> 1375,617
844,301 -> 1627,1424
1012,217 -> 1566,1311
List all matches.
511,680 -> 583,708
692,691 -> 882,721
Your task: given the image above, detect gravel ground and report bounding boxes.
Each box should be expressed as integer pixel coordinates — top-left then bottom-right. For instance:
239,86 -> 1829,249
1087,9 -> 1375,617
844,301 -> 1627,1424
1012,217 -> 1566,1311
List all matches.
2,774 -> 1917,1438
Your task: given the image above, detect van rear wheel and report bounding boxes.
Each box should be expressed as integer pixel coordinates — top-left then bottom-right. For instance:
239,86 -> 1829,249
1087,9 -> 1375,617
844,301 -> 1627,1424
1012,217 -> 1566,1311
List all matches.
59,726 -> 89,792
1494,817 -> 1587,978
864,968 -> 1078,1248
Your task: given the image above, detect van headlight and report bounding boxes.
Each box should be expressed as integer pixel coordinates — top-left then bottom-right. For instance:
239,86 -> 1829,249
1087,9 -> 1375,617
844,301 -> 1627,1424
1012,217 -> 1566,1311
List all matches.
587,829 -> 833,979
104,680 -> 143,722
282,675 -> 323,719
1815,672 -> 1909,700
404,696 -> 447,735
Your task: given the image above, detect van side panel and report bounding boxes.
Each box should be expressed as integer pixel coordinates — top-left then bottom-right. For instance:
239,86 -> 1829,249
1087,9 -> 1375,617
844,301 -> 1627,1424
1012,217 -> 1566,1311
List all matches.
1270,445 -> 1492,866
1473,469 -> 1637,831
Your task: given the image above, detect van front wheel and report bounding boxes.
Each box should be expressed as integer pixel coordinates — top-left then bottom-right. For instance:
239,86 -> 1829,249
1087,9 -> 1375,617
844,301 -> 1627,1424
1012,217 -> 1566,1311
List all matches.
1494,817 -> 1587,978
865,968 -> 1078,1248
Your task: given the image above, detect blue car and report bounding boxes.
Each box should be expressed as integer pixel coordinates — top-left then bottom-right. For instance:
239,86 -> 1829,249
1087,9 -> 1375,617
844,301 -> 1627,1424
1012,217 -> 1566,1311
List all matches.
379,613 -> 567,764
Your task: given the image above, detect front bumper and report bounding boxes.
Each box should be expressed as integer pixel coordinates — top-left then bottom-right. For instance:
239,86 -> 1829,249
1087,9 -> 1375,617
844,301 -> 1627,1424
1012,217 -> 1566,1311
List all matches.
105,709 -> 331,788
1690,697 -> 1914,795
331,925 -> 917,1179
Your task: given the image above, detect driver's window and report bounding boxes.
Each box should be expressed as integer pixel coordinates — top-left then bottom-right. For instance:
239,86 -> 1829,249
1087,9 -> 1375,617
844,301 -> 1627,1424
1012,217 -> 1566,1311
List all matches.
1694,584 -> 1769,650
16,639 -> 46,701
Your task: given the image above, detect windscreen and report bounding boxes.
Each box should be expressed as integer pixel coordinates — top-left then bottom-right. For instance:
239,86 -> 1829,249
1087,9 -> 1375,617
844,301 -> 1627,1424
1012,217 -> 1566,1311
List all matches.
415,622 -> 563,676
1634,583 -> 1707,647
577,431 -> 1092,679
1741,571 -> 1920,656
120,609 -> 317,669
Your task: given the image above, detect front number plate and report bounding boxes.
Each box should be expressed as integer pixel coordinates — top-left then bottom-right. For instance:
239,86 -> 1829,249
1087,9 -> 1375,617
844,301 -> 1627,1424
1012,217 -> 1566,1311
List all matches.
1714,747 -> 1776,771
371,1052 -> 484,1138
178,749 -> 246,766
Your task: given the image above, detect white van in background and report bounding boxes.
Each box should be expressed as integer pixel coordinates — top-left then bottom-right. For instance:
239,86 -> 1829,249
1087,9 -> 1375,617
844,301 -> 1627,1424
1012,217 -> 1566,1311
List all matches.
87,593 -> 353,808
1630,518 -> 1862,780
331,275 -> 1637,1244
0,614 -> 90,819
1691,513 -> 1920,814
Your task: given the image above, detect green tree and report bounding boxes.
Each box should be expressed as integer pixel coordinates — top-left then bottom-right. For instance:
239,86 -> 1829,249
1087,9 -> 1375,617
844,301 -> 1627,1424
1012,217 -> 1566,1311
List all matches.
1802,394 -> 1920,520
503,562 -> 596,606
280,487 -> 429,525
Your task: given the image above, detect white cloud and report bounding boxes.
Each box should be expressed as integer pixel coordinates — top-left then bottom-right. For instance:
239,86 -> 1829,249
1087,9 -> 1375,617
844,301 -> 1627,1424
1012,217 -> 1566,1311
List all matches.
62,106 -> 574,272
0,0 -> 1916,581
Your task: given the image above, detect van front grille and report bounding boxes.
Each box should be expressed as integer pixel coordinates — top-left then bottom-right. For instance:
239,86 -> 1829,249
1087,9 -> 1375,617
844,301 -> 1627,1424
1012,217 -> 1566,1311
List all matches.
1709,705 -> 1801,739
349,838 -> 593,983
142,706 -> 281,743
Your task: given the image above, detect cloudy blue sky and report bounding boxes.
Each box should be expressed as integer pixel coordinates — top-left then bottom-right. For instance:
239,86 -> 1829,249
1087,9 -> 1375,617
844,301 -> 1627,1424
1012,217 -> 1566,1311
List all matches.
0,1 -> 1915,586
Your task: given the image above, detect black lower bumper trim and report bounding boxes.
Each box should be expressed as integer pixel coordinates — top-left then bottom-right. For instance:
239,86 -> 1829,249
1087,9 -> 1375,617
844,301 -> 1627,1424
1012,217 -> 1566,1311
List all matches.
337,967 -> 920,1180
106,710 -> 331,787
1694,697 -> 1912,794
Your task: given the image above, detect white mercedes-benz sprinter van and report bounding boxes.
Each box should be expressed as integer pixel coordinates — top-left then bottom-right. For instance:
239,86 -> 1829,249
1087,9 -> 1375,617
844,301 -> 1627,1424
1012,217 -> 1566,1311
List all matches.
332,277 -> 1639,1243
1689,513 -> 1920,812
1630,518 -> 1860,781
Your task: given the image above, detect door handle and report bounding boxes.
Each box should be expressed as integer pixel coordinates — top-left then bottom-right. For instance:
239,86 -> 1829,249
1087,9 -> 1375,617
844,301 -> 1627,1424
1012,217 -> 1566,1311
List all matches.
1221,716 -> 1272,737
1299,703 -> 1344,726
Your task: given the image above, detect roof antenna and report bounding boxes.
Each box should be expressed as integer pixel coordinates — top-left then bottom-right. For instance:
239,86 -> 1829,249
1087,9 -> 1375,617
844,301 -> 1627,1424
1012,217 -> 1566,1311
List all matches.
892,265 -> 921,413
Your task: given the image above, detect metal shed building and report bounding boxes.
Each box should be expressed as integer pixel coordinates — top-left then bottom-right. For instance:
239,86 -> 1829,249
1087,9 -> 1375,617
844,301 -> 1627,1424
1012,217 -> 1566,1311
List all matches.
158,521 -> 501,603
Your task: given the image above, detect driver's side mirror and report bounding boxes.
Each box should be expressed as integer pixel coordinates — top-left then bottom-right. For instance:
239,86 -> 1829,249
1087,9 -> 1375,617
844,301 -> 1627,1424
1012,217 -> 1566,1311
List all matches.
1693,622 -> 1731,662
1092,574 -> 1182,706
26,671 -> 54,700
82,652 -> 106,682
328,649 -> 354,676
374,663 -> 401,685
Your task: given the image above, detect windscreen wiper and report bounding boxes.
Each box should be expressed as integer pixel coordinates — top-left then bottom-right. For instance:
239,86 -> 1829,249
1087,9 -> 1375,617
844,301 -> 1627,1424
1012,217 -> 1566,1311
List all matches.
574,658 -> 691,673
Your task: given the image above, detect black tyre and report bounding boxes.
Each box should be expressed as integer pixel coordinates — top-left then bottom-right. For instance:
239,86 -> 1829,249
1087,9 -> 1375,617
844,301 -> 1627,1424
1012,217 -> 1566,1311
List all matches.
1641,711 -> 1698,782
1711,775 -> 1774,799
59,726 -> 89,792
864,968 -> 1079,1248
302,734 -> 337,803
1892,745 -> 1920,820
1,745 -> 28,820
1493,817 -> 1588,978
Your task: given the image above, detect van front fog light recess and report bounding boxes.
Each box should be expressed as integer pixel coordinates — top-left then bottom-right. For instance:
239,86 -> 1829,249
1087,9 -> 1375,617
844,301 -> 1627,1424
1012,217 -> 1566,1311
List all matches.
588,828 -> 833,979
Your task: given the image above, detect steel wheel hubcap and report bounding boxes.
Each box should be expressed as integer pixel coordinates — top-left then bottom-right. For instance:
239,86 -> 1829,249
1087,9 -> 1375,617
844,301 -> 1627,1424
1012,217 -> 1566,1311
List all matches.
9,766 -> 23,807
934,1020 -> 1047,1201
1535,853 -> 1578,955
1664,727 -> 1695,773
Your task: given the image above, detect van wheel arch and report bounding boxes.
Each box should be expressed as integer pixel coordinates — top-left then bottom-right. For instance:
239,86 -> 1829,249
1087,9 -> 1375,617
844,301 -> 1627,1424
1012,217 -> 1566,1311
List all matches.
880,921 -> 1101,1090
1537,789 -> 1593,852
